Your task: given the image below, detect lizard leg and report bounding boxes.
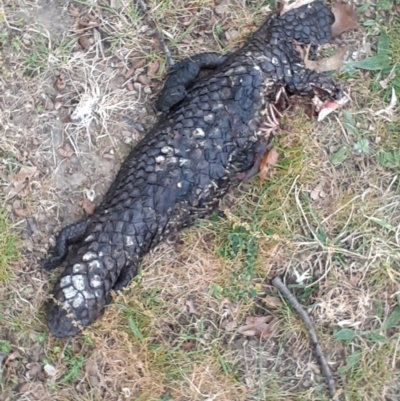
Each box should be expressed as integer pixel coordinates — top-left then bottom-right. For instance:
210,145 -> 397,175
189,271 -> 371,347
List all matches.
156,52 -> 227,113
112,256 -> 140,292
41,221 -> 88,270
235,137 -> 274,183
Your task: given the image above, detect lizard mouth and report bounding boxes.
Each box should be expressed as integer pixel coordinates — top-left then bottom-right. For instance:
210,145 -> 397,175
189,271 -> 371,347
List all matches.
312,90 -> 349,122
268,83 -> 348,129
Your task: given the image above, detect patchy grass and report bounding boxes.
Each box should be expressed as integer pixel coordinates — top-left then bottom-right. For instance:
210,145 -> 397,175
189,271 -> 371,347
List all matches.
0,208 -> 19,282
0,1 -> 400,401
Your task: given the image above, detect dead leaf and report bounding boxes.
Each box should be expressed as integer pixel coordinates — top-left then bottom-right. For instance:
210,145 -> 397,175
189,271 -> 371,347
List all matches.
374,87 -> 397,118
5,351 -> 20,365
224,320 -> 238,332
14,382 -> 29,393
88,375 -> 100,387
331,1 -> 359,38
380,65 -> 397,89
86,360 -> 99,376
125,68 -> 135,79
264,296 -> 283,309
57,143 -> 74,158
137,75 -> 150,86
349,274 -> 360,287
186,299 -> 198,315
238,316 -> 280,340
12,166 -> 37,185
55,73 -> 66,90
14,208 -> 29,217
259,147 -> 279,183
147,60 -> 160,77
310,183 -> 325,200
181,341 -> 195,351
78,35 -> 93,50
130,58 -> 146,70
68,3 -> 80,17
82,198 -> 96,215
304,45 -> 347,73
215,0 -> 229,16
26,363 -> 41,380
245,315 -> 273,325
225,29 -> 240,43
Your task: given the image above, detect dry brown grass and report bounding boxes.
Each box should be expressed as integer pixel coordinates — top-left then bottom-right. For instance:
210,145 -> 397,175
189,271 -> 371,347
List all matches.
1,1 -> 400,400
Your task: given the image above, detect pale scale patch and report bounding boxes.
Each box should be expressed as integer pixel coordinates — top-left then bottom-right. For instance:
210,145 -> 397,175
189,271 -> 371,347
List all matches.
73,264 -> 85,273
82,252 -> 97,261
88,260 -> 101,272
90,275 -> 102,288
72,293 -> 85,308
60,275 -> 72,288
63,286 -> 78,299
192,128 -> 205,138
125,236 -> 134,246
161,146 -> 174,156
84,235 -> 95,242
72,275 -> 86,291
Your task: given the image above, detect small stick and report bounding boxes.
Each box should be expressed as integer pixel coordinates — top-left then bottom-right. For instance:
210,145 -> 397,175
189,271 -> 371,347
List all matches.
134,0 -> 175,67
271,276 -> 340,401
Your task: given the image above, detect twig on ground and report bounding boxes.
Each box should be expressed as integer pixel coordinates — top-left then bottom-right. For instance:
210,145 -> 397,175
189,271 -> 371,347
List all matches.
134,0 -> 175,67
271,276 -> 340,401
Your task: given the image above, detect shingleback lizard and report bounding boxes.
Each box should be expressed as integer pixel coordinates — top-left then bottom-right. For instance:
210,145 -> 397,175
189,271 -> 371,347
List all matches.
42,1 -> 343,337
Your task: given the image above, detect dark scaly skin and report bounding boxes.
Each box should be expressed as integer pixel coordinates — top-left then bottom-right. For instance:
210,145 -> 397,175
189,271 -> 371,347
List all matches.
43,1 -> 342,337
156,52 -> 228,113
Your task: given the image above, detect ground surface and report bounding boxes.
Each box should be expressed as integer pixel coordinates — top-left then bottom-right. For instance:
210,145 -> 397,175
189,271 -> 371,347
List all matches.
0,0 -> 399,400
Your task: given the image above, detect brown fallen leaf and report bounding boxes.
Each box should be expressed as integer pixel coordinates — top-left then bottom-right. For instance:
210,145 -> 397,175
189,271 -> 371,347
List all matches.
12,166 -> 37,185
78,35 -> 93,51
331,1 -> 359,38
14,382 -> 29,394
82,198 -> 96,215
238,315 -> 280,340
137,74 -> 150,86
14,208 -> 29,217
55,73 -> 66,91
5,351 -> 21,365
147,59 -> 160,77
125,68 -> 135,80
259,147 -> 279,183
26,362 -> 42,380
264,296 -> 283,309
68,3 -> 80,17
186,299 -> 199,315
130,57 -> 146,70
57,143 -> 74,158
304,45 -> 347,73
181,340 -> 195,351
88,375 -> 100,387
224,320 -> 238,332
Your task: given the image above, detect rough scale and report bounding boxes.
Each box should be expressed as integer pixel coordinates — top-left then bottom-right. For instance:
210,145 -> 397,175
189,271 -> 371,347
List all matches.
42,1 -> 342,337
